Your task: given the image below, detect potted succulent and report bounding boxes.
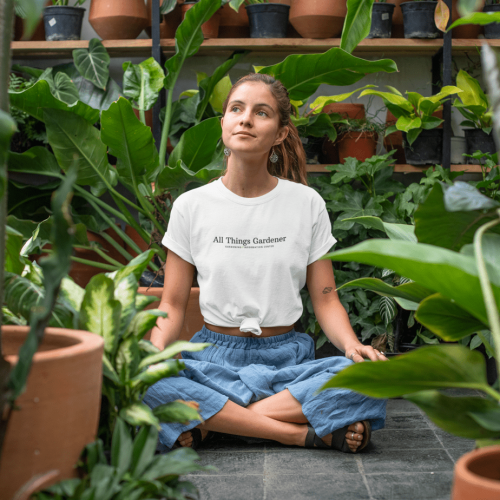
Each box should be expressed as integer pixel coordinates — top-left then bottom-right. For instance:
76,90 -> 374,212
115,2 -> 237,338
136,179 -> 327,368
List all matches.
43,0 -> 87,41
484,0 -> 500,38
368,0 -> 396,38
289,0 -> 346,38
361,85 -> 462,165
453,69 -> 495,164
400,0 -> 441,38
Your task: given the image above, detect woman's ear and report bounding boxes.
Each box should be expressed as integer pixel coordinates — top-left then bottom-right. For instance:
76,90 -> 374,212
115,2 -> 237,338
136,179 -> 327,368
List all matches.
274,125 -> 289,146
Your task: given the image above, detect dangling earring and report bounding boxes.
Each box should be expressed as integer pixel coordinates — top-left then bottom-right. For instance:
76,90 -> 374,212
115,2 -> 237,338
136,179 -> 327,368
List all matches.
224,146 -> 231,157
270,148 -> 279,163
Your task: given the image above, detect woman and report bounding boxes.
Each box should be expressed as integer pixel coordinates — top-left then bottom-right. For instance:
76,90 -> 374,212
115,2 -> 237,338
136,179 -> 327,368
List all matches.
145,73 -> 387,453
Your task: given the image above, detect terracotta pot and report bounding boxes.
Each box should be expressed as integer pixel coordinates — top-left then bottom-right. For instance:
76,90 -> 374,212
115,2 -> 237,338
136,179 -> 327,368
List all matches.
323,103 -> 366,120
0,326 -> 104,500
125,225 -> 150,258
138,287 -> 204,343
389,0 -> 407,38
145,0 -> 182,38
89,0 -> 149,40
451,0 -> 484,38
220,3 -> 249,38
181,3 -> 220,39
133,108 -> 153,129
338,131 -> 378,163
452,446 -> 500,500
290,0 -> 347,38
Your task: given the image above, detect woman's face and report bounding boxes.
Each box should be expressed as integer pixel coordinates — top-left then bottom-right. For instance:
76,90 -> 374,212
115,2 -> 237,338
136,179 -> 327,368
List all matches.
221,81 -> 289,158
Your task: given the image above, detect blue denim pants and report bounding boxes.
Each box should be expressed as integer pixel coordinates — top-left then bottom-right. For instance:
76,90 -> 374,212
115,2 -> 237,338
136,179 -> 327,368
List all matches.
144,326 -> 386,450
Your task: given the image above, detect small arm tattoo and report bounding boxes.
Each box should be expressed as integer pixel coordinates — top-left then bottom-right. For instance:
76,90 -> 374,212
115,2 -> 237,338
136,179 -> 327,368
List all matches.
322,287 -> 333,294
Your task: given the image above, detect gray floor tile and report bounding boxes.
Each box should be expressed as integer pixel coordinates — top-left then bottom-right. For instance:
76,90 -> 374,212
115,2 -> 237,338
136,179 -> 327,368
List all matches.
362,448 -> 454,474
367,472 -> 454,500
384,413 -> 430,430
386,398 -> 421,415
432,429 -> 476,452
264,472 -> 370,500
371,429 -> 443,450
447,448 -> 471,463
187,474 -> 264,500
190,451 -> 265,475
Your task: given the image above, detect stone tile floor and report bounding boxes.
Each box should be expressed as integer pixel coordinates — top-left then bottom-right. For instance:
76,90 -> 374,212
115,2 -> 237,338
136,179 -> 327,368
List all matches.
185,390 -> 479,500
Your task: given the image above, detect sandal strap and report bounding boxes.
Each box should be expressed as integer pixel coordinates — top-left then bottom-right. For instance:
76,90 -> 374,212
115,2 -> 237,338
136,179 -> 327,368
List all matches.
305,425 -> 329,449
330,425 -> 352,453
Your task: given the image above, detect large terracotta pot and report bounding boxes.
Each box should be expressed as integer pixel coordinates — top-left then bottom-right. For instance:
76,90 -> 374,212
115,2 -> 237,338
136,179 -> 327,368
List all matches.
451,0 -> 484,38
0,327 -> 104,500
89,0 -> 149,40
289,0 -> 347,38
220,3 -> 249,38
138,287 -> 204,343
389,0 -> 407,38
181,3 -> 220,39
452,446 -> 500,499
323,103 -> 366,119
338,131 -> 378,163
145,0 -> 182,38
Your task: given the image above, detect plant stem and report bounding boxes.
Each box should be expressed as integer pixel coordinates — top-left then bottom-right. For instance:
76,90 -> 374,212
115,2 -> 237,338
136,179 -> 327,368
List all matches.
70,256 -> 118,271
99,229 -> 135,262
73,245 -> 124,268
159,89 -> 173,169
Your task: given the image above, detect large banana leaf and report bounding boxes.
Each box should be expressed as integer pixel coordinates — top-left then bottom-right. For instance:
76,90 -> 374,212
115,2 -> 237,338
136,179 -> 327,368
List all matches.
9,79 -> 99,124
343,216 -> 416,242
258,49 -> 397,101
73,38 -> 110,91
8,146 -> 63,180
324,239 -> 500,326
101,97 -> 159,187
44,108 -> 116,196
341,0 -> 375,54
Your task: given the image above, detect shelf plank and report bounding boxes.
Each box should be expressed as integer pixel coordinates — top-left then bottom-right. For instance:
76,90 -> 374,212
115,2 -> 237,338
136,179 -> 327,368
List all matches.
11,37 -> 499,60
307,164 -> 491,173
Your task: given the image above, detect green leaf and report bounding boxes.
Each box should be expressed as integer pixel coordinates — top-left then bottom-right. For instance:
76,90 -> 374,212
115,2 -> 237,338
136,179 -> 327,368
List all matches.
9,79 -> 99,124
455,70 -> 488,110
102,354 -> 120,385
73,39 -> 110,91
131,425 -> 158,478
340,0 -> 375,54
153,401 -> 202,423
112,250 -> 156,285
0,111 -> 17,197
415,293 -> 487,341
320,344 -> 490,397
469,407 -> 500,432
122,57 -> 165,111
359,89 -> 414,113
59,276 -> 85,311
101,97 -> 160,186
396,115 -> 421,132
424,86 -> 462,104
111,418 -> 133,477
5,226 -> 25,274
260,49 -> 397,101
120,404 -> 160,430
138,341 -> 211,370
449,11 -> 500,31
116,336 -> 141,383
79,274 -> 122,356
344,216 -> 417,242
405,391 -> 500,439
309,85 -> 375,113
126,309 -> 167,340
38,69 -> 80,106
15,0 -> 47,39
444,181 -> 500,212
380,296 -> 397,326
113,273 -> 138,337
131,360 -> 186,388
8,147 -> 64,180
141,448 -> 206,480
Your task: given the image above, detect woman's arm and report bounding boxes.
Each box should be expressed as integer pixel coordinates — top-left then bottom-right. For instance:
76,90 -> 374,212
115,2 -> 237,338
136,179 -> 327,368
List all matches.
150,249 -> 195,351
306,259 -> 386,362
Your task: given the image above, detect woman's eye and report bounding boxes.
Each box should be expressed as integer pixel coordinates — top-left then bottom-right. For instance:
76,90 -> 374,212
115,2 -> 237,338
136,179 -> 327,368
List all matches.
231,106 -> 240,112
257,110 -> 268,117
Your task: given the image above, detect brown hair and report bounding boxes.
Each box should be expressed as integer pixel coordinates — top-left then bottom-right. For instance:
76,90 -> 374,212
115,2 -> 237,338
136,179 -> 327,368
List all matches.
219,73 -> 308,186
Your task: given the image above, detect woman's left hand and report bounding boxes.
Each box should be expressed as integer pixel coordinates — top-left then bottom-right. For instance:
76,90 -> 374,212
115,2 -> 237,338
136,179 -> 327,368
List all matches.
345,345 -> 388,363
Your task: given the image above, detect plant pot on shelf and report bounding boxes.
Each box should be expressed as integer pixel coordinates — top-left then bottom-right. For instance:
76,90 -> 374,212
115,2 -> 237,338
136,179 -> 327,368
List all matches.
219,3 -> 249,38
451,0 -> 484,38
0,327 -> 104,500
450,136 -> 467,164
289,0 -> 346,38
483,4 -> 500,39
451,446 -> 500,500
338,131 -> 378,163
402,128 -> 443,165
43,6 -> 85,41
145,0 -> 182,38
368,3 -> 395,38
389,0 -> 406,38
321,136 -> 340,164
401,1 -> 442,39
89,0 -> 149,40
246,3 -> 290,38
301,136 -> 324,164
182,2 -> 220,38
464,129 -> 497,164
14,1 -> 51,40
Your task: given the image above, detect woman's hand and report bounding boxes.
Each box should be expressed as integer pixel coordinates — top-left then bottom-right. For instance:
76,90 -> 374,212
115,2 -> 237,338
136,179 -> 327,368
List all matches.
345,344 -> 388,363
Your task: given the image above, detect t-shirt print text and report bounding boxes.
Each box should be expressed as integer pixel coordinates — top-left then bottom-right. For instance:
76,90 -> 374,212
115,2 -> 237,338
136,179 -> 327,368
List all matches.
213,236 -> 287,249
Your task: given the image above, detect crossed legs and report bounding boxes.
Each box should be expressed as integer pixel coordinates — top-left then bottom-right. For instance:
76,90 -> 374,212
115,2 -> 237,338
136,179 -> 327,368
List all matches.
176,388 -> 365,451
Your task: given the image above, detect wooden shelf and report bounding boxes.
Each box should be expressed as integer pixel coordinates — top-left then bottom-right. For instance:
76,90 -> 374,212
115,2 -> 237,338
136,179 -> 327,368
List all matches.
307,164 -> 491,174
11,37 -> 498,60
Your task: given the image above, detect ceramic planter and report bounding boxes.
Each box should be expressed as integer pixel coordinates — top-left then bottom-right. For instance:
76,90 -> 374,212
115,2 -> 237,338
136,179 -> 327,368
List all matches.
289,0 -> 347,38
452,446 -> 500,499
246,3 -> 290,38
220,3 -> 249,38
403,128 -> 443,165
146,0 -> 182,39
464,129 -> 497,164
401,1 -> 441,39
368,3 -> 395,38
338,131 -> 378,163
0,326 -> 104,499
450,136 -> 467,164
138,287 -> 205,343
89,0 -> 149,40
451,0 -> 484,38
182,2 -> 220,38
483,4 -> 500,39
43,6 -> 85,41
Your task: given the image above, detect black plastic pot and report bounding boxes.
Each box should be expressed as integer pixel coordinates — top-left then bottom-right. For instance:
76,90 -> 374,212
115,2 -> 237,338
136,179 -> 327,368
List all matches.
464,129 -> 497,164
483,4 -> 500,39
368,3 -> 395,38
43,6 -> 85,41
301,136 -> 324,164
401,1 -> 441,39
402,128 -> 443,165
246,3 -> 290,38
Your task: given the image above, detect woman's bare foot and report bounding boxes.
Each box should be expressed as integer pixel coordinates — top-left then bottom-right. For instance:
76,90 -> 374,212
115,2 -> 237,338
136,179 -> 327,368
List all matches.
176,428 -> 210,448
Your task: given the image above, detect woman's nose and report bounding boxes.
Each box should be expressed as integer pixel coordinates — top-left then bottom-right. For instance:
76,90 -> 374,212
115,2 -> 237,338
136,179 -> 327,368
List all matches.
240,110 -> 253,126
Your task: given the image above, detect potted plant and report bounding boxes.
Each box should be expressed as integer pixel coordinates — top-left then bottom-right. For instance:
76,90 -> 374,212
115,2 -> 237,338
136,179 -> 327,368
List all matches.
146,0 -> 183,39
400,0 -> 441,38
220,0 -> 249,37
336,117 -> 386,163
361,85 -> 462,165
484,0 -> 500,38
43,0 -> 87,41
453,69 -> 495,164
289,0 -> 346,38
368,0 -> 396,38
182,0 -> 221,38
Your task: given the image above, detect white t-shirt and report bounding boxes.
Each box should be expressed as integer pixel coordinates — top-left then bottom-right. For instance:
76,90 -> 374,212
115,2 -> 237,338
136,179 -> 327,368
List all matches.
162,176 -> 337,335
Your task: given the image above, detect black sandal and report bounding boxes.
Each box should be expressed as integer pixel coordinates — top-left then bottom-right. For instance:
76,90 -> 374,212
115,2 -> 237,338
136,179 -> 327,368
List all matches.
304,421 -> 371,453
175,428 -> 214,450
